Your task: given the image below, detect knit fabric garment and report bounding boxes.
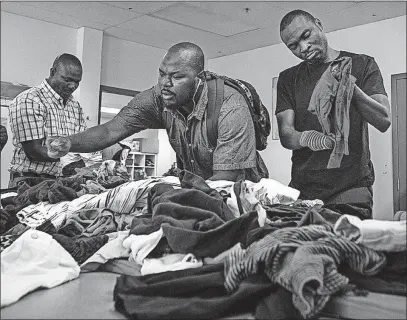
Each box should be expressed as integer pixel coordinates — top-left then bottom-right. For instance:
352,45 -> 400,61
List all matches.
113,264 -> 275,320
52,234 -> 109,265
3,176 -> 85,217
57,208 -> 118,238
0,208 -> 19,235
80,230 -> 131,271
14,178 -> 174,230
1,234 -> 20,253
299,130 -> 333,151
224,224 -> 387,319
308,56 -> 356,168
0,224 -> 31,253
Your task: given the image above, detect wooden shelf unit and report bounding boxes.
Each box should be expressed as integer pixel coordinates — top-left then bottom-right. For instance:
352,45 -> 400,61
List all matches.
125,151 -> 157,180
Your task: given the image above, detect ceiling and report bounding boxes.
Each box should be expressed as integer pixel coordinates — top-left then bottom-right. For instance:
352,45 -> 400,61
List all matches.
1,1 -> 406,58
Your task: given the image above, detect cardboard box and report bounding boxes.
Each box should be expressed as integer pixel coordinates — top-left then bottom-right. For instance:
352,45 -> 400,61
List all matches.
133,138 -> 159,154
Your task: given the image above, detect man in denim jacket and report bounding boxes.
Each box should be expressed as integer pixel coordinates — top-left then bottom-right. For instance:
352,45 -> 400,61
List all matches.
46,42 -> 267,182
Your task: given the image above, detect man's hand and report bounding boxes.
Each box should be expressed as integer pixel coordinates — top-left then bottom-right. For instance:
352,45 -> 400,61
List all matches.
331,62 -> 341,81
46,136 -> 71,158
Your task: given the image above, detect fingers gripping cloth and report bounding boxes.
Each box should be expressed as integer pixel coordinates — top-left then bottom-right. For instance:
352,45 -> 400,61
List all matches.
300,130 -> 333,151
47,137 -> 71,158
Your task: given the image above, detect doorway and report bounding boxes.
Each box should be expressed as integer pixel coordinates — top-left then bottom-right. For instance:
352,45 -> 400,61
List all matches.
391,73 -> 406,212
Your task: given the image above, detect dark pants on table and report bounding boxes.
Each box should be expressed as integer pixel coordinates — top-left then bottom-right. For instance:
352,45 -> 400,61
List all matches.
326,186 -> 373,208
325,186 -> 373,219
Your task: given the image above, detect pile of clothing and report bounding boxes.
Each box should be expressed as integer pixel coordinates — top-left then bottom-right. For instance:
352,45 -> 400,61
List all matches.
1,169 -> 405,320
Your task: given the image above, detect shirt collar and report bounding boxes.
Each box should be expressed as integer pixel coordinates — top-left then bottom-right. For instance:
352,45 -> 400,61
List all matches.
162,81 -> 208,121
190,81 -> 208,121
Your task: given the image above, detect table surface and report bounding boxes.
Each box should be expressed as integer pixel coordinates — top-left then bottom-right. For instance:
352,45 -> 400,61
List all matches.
1,271 -> 406,320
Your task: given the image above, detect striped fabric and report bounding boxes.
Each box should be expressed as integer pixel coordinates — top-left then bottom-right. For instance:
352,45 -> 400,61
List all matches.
16,177 -> 181,229
8,80 -> 87,176
224,224 -> 387,319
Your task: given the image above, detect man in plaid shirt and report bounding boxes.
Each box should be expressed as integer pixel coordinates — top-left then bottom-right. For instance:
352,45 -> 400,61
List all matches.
8,53 -> 87,187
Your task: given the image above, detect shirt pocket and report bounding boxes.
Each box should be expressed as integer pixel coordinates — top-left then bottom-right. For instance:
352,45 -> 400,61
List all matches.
193,145 -> 214,170
168,137 -> 182,156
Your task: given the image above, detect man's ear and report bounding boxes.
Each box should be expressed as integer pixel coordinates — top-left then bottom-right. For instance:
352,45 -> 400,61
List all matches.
195,77 -> 202,90
195,71 -> 205,88
50,67 -> 56,77
314,18 -> 324,31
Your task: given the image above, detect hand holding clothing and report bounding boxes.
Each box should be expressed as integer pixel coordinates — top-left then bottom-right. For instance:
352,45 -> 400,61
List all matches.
330,61 -> 342,81
46,136 -> 71,158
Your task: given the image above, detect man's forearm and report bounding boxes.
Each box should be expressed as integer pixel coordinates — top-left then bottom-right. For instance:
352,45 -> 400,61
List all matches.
352,87 -> 391,132
69,124 -> 117,153
25,145 -> 60,162
279,128 -> 303,150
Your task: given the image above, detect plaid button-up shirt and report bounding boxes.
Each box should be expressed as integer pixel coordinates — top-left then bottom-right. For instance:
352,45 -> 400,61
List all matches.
8,80 -> 87,176
116,81 -> 263,181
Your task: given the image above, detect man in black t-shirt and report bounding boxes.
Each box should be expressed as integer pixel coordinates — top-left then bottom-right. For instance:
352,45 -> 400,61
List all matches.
275,10 -> 391,216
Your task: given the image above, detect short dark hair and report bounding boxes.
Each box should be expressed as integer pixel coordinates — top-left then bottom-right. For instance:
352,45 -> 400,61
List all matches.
52,53 -> 82,70
280,10 -> 316,33
167,42 -> 205,75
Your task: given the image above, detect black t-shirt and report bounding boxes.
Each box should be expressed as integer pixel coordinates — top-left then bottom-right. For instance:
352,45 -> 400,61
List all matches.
276,51 -> 387,201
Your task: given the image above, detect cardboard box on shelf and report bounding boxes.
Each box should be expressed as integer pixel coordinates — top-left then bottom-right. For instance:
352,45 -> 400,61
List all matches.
133,138 -> 159,154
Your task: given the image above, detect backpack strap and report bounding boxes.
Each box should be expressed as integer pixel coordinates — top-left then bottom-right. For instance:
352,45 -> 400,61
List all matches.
206,78 -> 224,148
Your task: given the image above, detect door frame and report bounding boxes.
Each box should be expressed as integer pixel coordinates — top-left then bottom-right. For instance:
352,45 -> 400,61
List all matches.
98,85 -> 139,124
391,72 -> 406,212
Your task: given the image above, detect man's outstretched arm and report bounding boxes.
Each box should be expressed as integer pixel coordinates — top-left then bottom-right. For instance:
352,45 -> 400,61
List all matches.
46,117 -> 135,158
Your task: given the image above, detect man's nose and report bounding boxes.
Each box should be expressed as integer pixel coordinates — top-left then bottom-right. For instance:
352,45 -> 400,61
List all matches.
161,75 -> 172,87
300,42 -> 310,53
69,82 -> 79,91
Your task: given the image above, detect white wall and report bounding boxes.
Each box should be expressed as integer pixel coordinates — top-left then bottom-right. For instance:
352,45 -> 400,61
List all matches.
1,12 -> 77,188
208,16 -> 406,219
101,36 -> 166,90
75,27 -> 103,127
1,12 -> 78,86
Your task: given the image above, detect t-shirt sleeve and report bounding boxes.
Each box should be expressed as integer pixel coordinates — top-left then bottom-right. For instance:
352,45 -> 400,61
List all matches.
360,57 -> 387,97
115,86 -> 164,133
9,93 -> 46,143
275,70 -> 295,115
212,92 -> 257,171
